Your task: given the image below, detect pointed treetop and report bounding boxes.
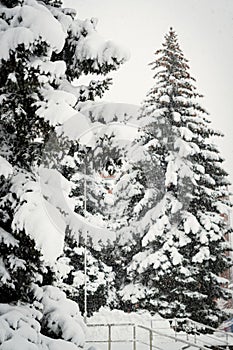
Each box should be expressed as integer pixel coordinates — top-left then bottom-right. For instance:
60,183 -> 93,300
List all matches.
164,27 -> 180,48
148,27 -> 190,84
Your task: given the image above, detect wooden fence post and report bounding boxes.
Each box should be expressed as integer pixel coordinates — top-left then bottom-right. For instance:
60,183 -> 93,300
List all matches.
108,324 -> 111,350
133,325 -> 136,350
149,329 -> 153,350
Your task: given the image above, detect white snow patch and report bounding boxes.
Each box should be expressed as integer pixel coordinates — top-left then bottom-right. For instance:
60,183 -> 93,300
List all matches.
184,215 -> 200,234
39,286 -> 85,347
11,172 -> 66,263
0,156 -> 13,178
35,89 -> 77,126
192,247 -> 210,263
79,102 -> 140,124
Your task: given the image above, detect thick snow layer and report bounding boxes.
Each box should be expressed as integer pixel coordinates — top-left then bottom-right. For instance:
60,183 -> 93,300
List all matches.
41,89 -> 76,106
183,214 -> 200,234
19,1 -> 65,51
74,121 -> 140,148
0,303 -> 43,350
58,102 -> 140,147
56,112 -> 94,141
0,156 -> 13,178
78,101 -> 140,124
39,167 -> 74,212
39,168 -> 115,249
42,337 -> 80,350
174,138 -> 198,158
170,246 -> 183,265
11,171 -> 66,263
39,286 -> 85,347
0,227 -> 18,248
0,1 -> 66,61
0,258 -> 10,284
119,283 -> 151,304
44,99 -> 74,124
0,288 -> 85,350
77,102 -> 140,145
73,18 -> 130,65
88,308 -> 159,326
0,27 -> 34,61
48,6 -> 74,34
192,246 -> 210,263
67,211 -> 116,249
159,94 -> 170,103
165,155 -> 194,188
136,194 -> 169,235
180,127 -> 194,141
30,60 -> 66,79
172,111 -> 181,122
141,215 -> 170,247
35,89 -> 78,126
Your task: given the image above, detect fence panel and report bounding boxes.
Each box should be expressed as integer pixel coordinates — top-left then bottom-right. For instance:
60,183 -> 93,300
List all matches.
86,321 -> 232,350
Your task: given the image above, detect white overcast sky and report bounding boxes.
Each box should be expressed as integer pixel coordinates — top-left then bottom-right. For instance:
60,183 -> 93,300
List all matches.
65,0 -> 233,190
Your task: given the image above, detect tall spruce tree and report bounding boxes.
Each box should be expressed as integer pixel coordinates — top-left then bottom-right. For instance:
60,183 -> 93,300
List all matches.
121,28 -> 232,327
0,0 -> 128,346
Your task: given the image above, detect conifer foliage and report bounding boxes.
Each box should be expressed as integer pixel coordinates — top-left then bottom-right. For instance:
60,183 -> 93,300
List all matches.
0,0 -> 128,348
0,0 -> 232,340
121,28 -> 232,327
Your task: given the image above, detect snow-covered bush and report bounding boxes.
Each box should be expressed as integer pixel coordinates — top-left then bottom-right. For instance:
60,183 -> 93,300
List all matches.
0,285 -> 86,349
0,303 -> 43,350
33,285 -> 85,347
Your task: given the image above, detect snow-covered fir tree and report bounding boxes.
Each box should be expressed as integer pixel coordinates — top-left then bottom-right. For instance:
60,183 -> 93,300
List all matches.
56,137 -> 121,316
0,0 -> 128,348
59,103 -> 142,314
120,28 -> 232,328
99,160 -> 145,310
104,123 -> 161,311
55,232 -> 115,317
